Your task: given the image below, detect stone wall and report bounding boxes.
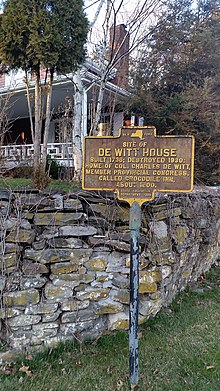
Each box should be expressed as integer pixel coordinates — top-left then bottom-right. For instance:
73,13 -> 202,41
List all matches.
0,188 -> 219,361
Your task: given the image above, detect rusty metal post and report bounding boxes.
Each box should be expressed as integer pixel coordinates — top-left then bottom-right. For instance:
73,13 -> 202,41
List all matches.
129,201 -> 141,388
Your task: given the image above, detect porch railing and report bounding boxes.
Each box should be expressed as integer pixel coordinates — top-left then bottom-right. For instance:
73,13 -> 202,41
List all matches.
0,143 -> 73,167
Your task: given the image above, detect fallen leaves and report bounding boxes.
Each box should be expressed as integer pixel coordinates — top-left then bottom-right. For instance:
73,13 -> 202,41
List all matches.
61,367 -> 67,375
206,365 -> 215,370
19,365 -> 33,377
0,363 -> 16,375
117,379 -> 124,390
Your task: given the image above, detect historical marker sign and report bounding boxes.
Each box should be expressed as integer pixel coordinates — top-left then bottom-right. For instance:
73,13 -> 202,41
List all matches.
82,126 -> 194,204
82,125 -> 195,388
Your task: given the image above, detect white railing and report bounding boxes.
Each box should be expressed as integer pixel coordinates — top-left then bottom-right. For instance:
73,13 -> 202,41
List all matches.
0,143 -> 73,167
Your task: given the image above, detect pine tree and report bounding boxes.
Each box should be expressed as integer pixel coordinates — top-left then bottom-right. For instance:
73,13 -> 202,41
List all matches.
0,0 -> 88,169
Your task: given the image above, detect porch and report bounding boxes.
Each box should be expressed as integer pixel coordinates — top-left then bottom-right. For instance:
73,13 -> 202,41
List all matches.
0,142 -> 73,171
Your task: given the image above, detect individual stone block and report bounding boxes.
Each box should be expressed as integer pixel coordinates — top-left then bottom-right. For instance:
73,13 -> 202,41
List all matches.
32,323 -> 59,338
24,248 -> 92,264
90,204 -> 130,224
0,189 -> 10,201
34,212 -> 84,226
3,289 -> 40,307
53,194 -> 64,209
148,238 -> 171,254
79,318 -> 108,341
32,240 -> 46,250
181,207 -> 194,219
106,251 -> 126,272
20,276 -> 47,289
149,203 -> 167,213
61,299 -> 90,311
88,237 -> 130,252
63,198 -> 83,210
50,262 -> 79,274
0,253 -> 18,273
96,272 -> 114,283
50,273 -> 95,287
76,288 -> 110,301
116,206 -> 130,223
85,256 -> 107,271
42,311 -> 61,323
61,320 -> 95,335
2,243 -> 20,254
44,283 -> 73,302
59,322 -> 78,336
50,277 -> 80,289
96,298 -> 124,314
61,307 -> 98,323
149,221 -> 168,239
8,315 -> 41,327
139,300 -> 153,316
6,229 -> 35,244
161,266 -> 172,279
108,312 -> 129,330
4,218 -> 32,231
88,203 -> 109,218
25,303 -> 58,315
22,261 -> 49,275
139,269 -> 161,293
47,237 -> 83,249
112,275 -> 129,289
58,225 -> 97,237
110,289 -> 129,305
0,276 -> 6,292
172,225 -> 189,245
0,200 -> 10,216
88,217 -> 109,230
150,252 -> 175,265
0,308 -> 22,319
16,193 -> 51,209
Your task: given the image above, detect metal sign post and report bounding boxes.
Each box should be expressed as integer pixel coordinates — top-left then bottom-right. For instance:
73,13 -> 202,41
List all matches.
129,201 -> 141,387
82,126 -> 195,388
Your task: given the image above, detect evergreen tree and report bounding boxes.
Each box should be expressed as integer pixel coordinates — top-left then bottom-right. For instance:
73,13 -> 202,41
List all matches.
0,0 -> 88,169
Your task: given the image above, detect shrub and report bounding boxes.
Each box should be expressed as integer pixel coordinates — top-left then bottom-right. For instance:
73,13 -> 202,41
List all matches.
11,165 -> 34,178
46,157 -> 67,180
32,164 -> 51,190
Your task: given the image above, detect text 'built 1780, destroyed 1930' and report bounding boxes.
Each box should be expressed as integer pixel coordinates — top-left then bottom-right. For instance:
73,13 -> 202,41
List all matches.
82,126 -> 195,205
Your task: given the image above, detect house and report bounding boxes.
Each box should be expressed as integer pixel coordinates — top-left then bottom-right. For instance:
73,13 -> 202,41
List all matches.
0,24 -> 131,169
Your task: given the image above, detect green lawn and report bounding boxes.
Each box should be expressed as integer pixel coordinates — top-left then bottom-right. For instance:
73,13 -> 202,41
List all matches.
1,267 -> 220,390
0,178 -> 80,192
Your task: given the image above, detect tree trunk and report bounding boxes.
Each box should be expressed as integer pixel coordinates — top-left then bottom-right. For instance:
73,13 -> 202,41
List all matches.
42,71 -> 53,170
24,71 -> 34,143
33,70 -> 41,168
72,70 -> 83,182
90,76 -> 106,135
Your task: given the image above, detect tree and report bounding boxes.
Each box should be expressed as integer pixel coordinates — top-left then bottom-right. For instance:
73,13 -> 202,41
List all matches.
87,0 -> 162,135
68,0 -> 162,181
0,0 -> 88,170
130,0 -> 220,184
0,93 -> 14,149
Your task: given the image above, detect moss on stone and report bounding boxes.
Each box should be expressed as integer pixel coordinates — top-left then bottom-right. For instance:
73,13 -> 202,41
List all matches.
86,258 -> 107,271
3,289 -> 40,307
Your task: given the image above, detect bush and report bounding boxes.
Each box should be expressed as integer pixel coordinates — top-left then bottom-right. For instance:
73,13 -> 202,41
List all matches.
32,164 -> 51,191
11,165 -> 34,179
46,157 -> 67,180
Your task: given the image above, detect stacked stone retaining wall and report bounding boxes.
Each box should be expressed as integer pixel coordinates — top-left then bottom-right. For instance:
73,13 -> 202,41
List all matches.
0,188 -> 219,361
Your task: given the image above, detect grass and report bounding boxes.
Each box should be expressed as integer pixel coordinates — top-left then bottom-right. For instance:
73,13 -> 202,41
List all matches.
1,267 -> 220,390
0,178 -> 81,192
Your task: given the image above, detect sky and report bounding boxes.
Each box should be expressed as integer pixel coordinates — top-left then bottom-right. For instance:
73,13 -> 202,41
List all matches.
84,0 -> 161,55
